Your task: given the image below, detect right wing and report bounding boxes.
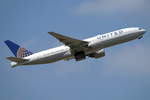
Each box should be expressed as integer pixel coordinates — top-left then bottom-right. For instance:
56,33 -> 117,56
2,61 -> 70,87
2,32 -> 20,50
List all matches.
6,57 -> 28,62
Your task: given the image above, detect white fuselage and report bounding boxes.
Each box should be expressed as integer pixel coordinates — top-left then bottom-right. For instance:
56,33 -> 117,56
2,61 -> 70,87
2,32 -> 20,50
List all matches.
11,27 -> 146,67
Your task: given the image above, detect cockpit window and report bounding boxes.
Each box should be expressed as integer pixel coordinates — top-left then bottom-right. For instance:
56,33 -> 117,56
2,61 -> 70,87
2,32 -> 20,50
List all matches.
138,28 -> 142,30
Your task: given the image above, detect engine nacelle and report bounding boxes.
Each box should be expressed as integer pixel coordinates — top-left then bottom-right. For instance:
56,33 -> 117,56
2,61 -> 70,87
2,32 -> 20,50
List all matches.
74,51 -> 86,61
88,49 -> 105,59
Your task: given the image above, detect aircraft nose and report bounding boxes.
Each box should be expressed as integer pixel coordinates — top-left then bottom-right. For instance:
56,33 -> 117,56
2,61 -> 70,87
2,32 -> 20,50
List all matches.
137,28 -> 146,39
142,29 -> 146,34
139,28 -> 146,35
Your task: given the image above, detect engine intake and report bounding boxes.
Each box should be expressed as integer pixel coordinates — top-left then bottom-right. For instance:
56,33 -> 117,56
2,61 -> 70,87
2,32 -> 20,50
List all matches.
74,51 -> 86,61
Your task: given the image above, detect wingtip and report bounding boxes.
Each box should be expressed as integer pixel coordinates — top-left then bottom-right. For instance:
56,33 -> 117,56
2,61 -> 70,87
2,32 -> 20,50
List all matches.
48,32 -> 55,34
48,32 -> 59,37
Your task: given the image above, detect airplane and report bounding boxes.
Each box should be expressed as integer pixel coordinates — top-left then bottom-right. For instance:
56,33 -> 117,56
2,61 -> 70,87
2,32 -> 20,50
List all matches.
5,27 -> 146,68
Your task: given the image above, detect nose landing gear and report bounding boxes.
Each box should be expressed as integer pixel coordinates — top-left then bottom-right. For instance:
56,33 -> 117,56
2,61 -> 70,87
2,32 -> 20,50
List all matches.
138,36 -> 143,39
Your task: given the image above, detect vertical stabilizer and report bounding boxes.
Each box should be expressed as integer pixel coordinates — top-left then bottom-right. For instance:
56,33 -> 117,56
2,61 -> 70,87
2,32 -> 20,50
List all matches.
4,40 -> 33,58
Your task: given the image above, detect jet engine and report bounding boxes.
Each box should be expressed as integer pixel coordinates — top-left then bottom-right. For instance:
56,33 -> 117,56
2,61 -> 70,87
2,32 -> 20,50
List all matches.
88,49 -> 105,59
74,51 -> 86,61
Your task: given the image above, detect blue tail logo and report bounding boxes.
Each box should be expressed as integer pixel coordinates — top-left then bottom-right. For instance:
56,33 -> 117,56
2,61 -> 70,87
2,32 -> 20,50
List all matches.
5,40 -> 33,58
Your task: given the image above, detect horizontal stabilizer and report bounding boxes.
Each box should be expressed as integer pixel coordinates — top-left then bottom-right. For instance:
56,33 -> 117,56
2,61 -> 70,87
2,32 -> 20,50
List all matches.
6,57 -> 28,62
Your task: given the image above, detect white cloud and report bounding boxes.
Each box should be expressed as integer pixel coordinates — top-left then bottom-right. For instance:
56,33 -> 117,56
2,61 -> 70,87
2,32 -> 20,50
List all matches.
75,0 -> 149,15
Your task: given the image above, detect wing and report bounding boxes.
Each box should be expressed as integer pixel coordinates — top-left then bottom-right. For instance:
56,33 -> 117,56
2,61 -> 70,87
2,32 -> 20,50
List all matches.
6,57 -> 28,62
48,32 -> 89,49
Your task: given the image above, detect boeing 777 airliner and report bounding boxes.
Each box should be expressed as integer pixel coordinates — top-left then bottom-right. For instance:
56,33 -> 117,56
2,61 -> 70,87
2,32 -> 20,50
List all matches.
5,27 -> 146,67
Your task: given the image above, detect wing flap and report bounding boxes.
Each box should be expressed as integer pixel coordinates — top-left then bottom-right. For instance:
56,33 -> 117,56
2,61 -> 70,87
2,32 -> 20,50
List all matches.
6,57 -> 28,62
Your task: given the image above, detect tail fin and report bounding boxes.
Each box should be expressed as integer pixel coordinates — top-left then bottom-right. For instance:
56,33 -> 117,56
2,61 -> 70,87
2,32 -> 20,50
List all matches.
4,40 -> 33,58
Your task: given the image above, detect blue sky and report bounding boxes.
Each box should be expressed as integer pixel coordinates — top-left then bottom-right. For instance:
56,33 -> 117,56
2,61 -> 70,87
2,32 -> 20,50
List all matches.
0,0 -> 150,100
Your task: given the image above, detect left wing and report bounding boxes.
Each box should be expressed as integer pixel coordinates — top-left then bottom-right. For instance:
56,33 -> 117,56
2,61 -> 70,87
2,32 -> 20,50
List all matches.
48,32 -> 89,49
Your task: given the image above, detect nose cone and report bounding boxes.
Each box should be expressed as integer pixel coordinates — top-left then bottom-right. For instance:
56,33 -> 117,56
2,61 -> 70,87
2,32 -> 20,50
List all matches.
137,28 -> 146,39
138,28 -> 146,35
141,29 -> 146,34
